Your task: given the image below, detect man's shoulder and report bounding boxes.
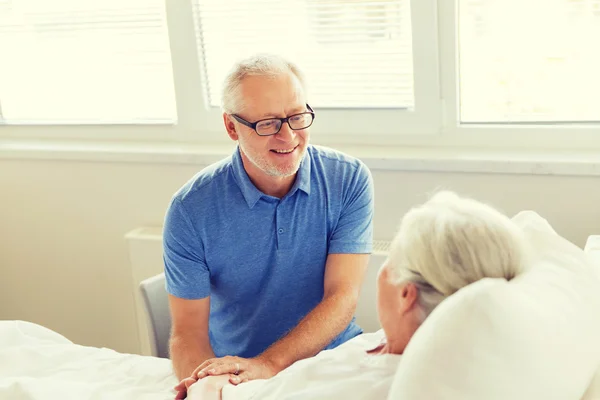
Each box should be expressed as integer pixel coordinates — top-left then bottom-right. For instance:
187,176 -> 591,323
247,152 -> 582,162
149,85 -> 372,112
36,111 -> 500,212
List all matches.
308,145 -> 371,187
308,145 -> 366,172
172,155 -> 233,205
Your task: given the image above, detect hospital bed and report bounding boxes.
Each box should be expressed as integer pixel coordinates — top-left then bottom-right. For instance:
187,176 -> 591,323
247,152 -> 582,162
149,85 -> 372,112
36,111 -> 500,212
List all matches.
0,233 -> 599,400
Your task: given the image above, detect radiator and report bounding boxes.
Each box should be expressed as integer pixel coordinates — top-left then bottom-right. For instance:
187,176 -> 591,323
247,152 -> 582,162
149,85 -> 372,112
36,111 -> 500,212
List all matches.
126,228 -> 390,356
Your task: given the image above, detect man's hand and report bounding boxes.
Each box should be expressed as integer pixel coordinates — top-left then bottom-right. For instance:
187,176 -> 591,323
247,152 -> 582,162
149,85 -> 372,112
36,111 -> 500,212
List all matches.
172,355 -> 278,398
193,355 -> 279,385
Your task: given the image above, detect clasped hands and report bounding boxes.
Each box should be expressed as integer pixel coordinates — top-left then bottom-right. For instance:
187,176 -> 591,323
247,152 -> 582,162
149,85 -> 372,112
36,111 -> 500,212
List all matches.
174,355 -> 279,399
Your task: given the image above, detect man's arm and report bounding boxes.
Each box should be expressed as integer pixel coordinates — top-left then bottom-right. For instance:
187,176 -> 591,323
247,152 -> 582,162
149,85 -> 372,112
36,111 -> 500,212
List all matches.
162,196 -> 214,381
196,253 -> 369,383
258,253 -> 369,371
169,294 -> 215,380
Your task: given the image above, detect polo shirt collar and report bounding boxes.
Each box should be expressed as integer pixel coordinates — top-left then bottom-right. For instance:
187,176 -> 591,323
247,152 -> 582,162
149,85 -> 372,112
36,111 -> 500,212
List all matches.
287,148 -> 311,197
231,147 -> 264,209
231,146 -> 312,208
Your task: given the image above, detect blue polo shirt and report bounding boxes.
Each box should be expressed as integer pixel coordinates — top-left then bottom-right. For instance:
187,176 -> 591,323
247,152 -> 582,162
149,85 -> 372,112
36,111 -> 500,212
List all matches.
163,144 -> 374,358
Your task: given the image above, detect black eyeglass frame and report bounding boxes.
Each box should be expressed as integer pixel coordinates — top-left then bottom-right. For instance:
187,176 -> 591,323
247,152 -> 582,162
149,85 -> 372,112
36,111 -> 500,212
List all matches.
231,104 -> 315,136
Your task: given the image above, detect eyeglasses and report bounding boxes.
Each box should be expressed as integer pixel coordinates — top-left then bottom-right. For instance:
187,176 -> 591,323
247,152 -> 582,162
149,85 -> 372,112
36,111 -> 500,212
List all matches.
231,104 -> 315,136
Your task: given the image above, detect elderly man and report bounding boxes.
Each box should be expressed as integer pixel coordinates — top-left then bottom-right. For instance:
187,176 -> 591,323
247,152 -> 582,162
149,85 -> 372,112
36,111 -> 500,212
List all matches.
163,53 -> 374,397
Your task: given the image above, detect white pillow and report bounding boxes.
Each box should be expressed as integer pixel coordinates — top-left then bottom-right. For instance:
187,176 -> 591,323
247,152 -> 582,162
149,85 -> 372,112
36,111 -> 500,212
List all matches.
582,371 -> 600,400
388,211 -> 600,400
582,235 -> 600,400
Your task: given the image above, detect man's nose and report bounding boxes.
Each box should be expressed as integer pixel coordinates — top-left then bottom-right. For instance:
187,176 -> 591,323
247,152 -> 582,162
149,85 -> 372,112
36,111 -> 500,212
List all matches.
275,122 -> 296,142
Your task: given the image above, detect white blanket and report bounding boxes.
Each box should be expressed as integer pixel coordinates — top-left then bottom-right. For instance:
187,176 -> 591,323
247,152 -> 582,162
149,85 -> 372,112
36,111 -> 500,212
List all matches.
0,320 -> 177,399
0,320 -> 398,400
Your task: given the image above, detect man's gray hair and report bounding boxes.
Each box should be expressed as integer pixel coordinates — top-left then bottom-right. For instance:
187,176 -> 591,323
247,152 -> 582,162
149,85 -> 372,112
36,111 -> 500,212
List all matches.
220,53 -> 307,115
386,191 -> 531,318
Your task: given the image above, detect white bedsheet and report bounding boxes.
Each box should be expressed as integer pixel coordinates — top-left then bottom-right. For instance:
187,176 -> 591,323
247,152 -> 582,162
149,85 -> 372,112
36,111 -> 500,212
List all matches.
0,320 -> 397,400
0,320 -> 177,400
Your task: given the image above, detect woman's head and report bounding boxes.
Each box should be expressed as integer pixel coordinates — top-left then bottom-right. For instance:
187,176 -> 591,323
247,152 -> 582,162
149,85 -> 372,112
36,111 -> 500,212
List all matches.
376,191 -> 530,353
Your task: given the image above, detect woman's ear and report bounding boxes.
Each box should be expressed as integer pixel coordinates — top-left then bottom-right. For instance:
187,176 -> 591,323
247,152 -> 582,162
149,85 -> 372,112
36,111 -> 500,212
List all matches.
223,113 -> 239,141
399,282 -> 419,315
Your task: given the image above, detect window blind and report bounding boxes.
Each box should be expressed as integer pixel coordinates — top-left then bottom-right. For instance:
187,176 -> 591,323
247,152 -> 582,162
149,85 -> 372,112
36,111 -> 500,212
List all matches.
0,0 -> 176,123
459,0 -> 600,123
192,0 -> 414,109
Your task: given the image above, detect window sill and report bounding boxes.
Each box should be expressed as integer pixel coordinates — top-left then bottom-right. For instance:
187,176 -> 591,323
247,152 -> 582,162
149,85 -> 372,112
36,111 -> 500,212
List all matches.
1,139 -> 599,177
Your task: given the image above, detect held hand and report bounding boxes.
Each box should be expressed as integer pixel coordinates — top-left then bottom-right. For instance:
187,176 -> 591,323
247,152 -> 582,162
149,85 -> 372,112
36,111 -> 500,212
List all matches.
173,376 -> 197,400
193,355 -> 280,385
174,375 -> 235,400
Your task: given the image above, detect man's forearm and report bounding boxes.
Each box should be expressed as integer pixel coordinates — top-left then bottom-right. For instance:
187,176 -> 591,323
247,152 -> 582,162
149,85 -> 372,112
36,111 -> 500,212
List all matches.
259,290 -> 357,371
170,333 -> 216,380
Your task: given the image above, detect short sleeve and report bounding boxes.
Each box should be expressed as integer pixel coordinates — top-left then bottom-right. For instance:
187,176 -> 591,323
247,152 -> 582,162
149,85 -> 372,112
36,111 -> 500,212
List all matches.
328,161 -> 374,254
163,197 -> 211,299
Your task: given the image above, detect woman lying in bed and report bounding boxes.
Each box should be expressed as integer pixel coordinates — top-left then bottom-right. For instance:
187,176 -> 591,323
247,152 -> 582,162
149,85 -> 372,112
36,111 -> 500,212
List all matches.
182,191 -> 531,400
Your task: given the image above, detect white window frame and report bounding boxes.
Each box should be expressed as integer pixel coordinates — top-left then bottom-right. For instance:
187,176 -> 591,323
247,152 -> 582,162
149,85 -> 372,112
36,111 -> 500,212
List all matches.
0,0 -> 598,153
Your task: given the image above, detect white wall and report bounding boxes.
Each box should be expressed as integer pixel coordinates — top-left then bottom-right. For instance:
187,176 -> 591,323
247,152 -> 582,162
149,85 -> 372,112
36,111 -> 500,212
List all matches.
1,156 -> 599,354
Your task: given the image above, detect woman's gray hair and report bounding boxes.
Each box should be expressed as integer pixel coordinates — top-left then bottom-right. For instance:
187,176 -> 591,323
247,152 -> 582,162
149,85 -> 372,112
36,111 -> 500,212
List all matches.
220,53 -> 307,115
386,191 -> 531,318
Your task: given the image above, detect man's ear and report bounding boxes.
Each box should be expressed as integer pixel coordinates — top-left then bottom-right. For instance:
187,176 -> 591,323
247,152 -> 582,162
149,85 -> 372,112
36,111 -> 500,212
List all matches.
399,282 -> 419,315
223,113 -> 239,141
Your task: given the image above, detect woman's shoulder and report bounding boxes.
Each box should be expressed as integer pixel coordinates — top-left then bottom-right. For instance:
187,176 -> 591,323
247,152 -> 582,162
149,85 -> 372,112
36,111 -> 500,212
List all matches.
334,330 -> 386,353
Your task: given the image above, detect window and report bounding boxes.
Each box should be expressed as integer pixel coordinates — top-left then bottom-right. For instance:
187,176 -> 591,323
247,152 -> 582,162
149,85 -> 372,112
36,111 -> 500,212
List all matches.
2,0 -> 596,151
0,0 -> 176,124
0,0 -> 440,139
192,0 -> 415,109
459,0 -> 600,123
